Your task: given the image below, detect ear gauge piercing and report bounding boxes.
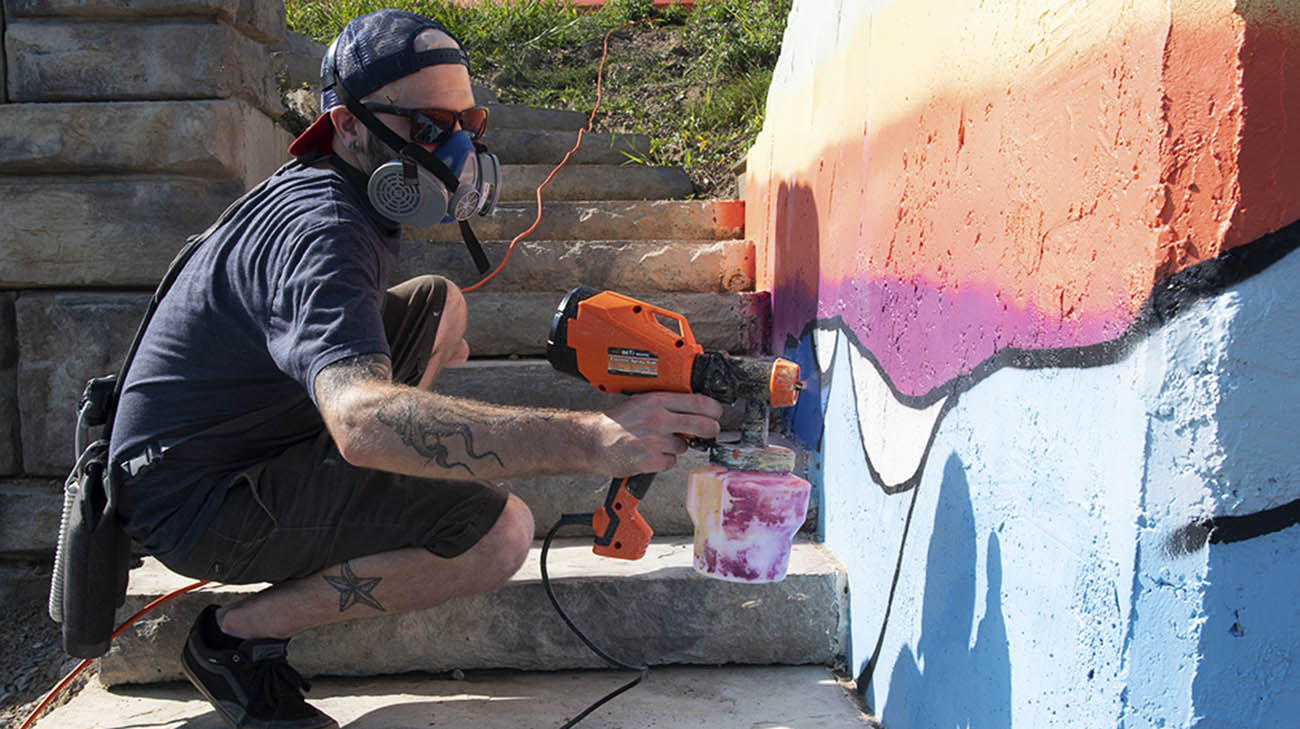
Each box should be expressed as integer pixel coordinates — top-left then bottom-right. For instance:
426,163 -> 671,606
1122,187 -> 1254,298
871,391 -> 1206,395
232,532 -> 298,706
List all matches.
349,140 -> 361,150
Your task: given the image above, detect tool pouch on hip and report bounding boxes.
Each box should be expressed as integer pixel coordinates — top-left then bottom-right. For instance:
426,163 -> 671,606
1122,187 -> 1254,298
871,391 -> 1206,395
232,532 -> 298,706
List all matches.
48,375 -> 132,658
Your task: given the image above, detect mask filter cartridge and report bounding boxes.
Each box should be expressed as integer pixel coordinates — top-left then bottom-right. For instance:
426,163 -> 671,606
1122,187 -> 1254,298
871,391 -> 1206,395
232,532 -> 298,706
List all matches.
366,131 -> 500,227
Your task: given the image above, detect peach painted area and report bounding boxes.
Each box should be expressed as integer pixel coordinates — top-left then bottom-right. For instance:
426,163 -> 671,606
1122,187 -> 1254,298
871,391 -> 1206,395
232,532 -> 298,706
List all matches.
747,0 -> 1300,398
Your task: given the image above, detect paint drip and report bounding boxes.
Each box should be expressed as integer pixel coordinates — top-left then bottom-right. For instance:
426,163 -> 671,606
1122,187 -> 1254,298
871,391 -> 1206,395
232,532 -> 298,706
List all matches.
686,464 -> 811,583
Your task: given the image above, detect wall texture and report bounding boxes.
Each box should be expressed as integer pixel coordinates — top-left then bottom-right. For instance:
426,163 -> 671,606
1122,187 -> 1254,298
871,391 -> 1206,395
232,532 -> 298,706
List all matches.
0,0 -> 292,600
745,0 -> 1300,726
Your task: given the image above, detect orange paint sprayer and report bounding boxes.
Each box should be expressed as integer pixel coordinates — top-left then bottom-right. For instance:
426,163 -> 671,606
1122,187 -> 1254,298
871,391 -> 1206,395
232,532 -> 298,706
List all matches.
547,286 -> 811,581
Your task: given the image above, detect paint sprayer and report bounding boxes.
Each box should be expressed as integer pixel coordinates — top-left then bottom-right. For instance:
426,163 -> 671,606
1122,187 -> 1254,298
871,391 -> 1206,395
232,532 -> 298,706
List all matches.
546,286 -> 812,582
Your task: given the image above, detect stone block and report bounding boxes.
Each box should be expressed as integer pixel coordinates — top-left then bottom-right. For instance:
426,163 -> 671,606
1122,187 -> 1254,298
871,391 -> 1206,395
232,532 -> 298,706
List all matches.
464,291 -> 768,357
6,21 -> 280,115
101,540 -> 846,684
0,294 -> 19,475
0,479 -> 63,554
0,177 -> 244,288
270,30 -> 325,92
394,238 -> 754,293
499,164 -> 693,202
0,100 -> 291,179
407,200 -> 745,243
0,558 -> 52,604
487,128 -> 651,166
15,293 -> 149,476
5,0 -> 285,44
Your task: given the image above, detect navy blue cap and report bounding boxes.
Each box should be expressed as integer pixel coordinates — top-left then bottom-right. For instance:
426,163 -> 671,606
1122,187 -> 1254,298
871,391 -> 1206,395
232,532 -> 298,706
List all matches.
290,9 -> 469,157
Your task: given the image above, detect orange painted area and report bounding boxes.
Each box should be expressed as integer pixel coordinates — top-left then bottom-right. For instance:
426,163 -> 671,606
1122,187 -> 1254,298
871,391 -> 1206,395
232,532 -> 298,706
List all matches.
747,0 -> 1300,395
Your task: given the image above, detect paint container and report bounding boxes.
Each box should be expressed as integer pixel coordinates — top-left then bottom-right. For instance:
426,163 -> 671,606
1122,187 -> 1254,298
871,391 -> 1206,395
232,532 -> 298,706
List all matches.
686,463 -> 811,583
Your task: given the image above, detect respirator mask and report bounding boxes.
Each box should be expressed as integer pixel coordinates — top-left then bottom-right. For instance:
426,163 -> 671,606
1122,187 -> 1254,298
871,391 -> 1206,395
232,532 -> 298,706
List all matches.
366,128 -> 500,227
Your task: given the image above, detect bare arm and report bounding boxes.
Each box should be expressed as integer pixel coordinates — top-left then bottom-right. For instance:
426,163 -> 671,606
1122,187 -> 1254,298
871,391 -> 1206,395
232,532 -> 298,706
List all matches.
313,353 -> 722,480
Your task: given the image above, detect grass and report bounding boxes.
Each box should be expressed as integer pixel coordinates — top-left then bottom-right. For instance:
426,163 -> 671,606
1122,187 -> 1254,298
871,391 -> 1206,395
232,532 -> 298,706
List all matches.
284,0 -> 792,197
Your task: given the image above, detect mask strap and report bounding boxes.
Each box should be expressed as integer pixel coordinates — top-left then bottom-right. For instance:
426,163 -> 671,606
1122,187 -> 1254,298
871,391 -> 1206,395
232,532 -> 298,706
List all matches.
460,220 -> 490,274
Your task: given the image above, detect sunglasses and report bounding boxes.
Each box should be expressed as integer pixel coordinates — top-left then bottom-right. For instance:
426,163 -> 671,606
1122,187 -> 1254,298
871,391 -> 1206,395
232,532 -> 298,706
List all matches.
362,103 -> 490,143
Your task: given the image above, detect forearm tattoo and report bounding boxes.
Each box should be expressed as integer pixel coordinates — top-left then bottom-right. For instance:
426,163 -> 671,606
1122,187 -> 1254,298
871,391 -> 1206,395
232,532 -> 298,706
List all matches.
323,561 -> 385,613
376,395 -> 505,475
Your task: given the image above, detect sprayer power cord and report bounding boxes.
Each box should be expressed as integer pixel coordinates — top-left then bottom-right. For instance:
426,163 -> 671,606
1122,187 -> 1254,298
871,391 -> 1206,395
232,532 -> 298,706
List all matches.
542,513 -> 649,729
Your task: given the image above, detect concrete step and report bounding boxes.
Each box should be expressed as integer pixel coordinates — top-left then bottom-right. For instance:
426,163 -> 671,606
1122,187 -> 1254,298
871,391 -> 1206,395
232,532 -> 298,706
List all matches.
410,199 -> 744,243
500,164 -> 693,201
464,291 -> 767,356
485,103 -> 590,131
99,539 -> 846,686
40,665 -> 874,728
488,128 -> 651,165
396,238 -> 753,293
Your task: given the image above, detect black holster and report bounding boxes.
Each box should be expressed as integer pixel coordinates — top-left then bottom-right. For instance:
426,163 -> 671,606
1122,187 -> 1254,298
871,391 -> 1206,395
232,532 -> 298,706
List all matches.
49,376 -> 132,658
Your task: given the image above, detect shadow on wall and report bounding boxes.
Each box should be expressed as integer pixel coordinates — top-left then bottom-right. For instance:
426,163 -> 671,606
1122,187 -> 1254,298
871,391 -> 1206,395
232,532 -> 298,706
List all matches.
771,181 -> 820,349
879,453 -> 1012,729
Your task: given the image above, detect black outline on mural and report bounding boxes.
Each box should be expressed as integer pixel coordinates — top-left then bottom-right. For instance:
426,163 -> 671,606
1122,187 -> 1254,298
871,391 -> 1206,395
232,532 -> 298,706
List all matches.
788,221 -> 1300,699
788,217 -> 1300,498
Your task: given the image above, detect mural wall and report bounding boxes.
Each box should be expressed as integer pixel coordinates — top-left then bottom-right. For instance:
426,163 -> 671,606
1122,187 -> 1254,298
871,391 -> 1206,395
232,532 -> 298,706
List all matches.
745,1 -> 1300,726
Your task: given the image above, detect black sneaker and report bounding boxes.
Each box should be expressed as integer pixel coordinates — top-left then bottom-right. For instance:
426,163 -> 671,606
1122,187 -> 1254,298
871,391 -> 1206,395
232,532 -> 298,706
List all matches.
180,605 -> 339,729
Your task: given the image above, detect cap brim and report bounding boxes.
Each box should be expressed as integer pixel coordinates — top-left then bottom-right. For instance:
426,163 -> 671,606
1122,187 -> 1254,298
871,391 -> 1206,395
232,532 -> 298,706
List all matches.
288,113 -> 335,157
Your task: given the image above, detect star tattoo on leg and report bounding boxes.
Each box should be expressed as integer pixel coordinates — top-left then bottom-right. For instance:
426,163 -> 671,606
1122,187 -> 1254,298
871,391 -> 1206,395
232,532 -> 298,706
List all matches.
322,562 -> 386,613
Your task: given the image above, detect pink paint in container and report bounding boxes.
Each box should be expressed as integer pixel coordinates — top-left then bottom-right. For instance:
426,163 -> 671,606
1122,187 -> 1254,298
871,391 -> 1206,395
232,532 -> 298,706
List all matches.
686,464 -> 811,583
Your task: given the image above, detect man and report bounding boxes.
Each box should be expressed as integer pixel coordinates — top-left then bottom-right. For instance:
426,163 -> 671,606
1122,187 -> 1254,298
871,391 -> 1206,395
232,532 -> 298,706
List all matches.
109,9 -> 722,729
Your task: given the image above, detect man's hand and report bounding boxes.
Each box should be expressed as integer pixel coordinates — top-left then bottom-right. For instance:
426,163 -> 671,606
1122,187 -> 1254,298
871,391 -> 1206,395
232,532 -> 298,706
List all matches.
589,392 -> 723,477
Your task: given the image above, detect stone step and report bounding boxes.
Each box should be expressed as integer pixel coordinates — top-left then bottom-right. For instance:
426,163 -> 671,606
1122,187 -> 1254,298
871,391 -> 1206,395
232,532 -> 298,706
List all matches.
0,102 -> 643,174
463,291 -> 767,356
13,292 -> 767,476
488,127 -> 651,165
499,164 -> 694,202
43,665 -> 873,728
396,238 -> 753,293
0,188 -> 744,288
411,199 -> 744,243
99,539 -> 846,686
485,103 -> 591,131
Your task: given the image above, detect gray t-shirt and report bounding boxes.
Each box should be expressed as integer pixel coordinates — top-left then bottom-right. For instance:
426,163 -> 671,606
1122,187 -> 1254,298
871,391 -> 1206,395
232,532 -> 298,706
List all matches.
110,161 -> 401,563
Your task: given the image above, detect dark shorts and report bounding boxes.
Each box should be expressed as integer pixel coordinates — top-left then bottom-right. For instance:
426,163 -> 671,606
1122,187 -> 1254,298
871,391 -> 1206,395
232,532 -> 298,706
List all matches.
164,275 -> 509,585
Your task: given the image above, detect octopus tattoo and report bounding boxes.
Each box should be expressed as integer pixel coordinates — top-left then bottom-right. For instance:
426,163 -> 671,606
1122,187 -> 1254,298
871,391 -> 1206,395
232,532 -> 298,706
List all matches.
377,398 -> 504,474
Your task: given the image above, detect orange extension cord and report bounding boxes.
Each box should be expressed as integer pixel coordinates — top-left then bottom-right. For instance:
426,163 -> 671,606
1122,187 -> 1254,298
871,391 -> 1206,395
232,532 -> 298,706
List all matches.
463,19 -> 644,292
20,19 -> 643,729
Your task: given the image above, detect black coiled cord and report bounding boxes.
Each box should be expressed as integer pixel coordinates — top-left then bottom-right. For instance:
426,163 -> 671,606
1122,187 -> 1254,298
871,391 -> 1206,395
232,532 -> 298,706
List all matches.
541,513 -> 649,728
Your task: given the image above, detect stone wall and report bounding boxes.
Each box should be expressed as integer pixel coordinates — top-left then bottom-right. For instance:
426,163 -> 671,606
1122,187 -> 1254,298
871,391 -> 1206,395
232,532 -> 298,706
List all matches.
0,0 -> 293,599
747,0 -> 1300,726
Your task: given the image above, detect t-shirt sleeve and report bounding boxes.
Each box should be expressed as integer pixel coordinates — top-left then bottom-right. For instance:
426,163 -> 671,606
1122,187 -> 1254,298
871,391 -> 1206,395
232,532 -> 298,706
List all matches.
266,220 -> 392,405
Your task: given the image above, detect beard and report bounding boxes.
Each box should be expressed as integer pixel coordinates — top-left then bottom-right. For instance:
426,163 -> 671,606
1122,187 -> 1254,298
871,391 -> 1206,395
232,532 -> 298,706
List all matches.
356,128 -> 394,177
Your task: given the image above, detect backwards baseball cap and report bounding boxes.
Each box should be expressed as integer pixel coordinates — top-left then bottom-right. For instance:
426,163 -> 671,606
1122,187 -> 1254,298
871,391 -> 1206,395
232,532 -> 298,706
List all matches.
288,9 -> 470,157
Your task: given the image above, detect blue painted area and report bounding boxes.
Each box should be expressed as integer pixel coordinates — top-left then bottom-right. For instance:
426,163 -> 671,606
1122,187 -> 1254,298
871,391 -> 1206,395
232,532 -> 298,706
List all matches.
813,246 -> 1300,727
1192,525 -> 1300,729
780,329 -> 825,451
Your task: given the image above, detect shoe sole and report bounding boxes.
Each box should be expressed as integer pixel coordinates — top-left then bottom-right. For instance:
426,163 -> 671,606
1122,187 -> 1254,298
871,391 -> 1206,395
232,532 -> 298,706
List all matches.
180,645 -> 340,729
180,648 -> 249,729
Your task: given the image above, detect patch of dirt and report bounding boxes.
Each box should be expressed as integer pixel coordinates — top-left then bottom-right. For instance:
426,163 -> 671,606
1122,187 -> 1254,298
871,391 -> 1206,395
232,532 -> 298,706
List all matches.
1,594 -> 95,729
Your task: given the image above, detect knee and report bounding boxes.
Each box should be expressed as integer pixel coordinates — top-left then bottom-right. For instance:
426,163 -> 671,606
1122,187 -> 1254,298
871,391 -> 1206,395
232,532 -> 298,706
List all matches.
470,494 -> 534,587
